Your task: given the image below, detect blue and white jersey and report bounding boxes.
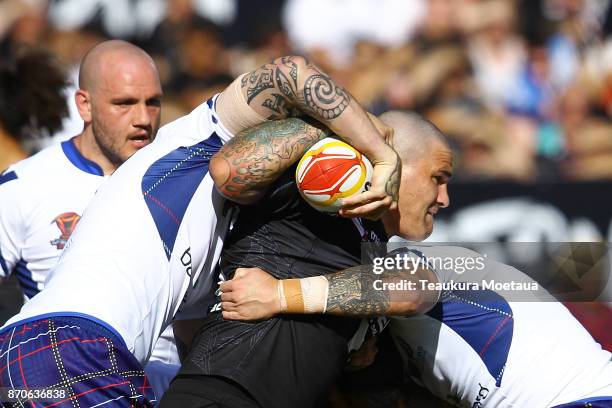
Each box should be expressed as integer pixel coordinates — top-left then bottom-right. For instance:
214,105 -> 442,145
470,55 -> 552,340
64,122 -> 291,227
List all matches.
3,96 -> 234,365
388,243 -> 612,407
0,130 -> 180,366
0,138 -> 105,298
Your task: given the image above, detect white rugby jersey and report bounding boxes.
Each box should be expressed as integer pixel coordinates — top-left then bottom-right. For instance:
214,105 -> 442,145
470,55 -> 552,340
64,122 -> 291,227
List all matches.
0,139 -> 105,298
0,132 -> 179,365
3,96 -> 234,364
388,244 -> 612,407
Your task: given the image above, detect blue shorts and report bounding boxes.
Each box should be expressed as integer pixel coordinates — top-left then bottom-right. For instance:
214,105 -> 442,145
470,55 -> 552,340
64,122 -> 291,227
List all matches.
553,397 -> 612,407
0,314 -> 155,407
143,360 -> 180,403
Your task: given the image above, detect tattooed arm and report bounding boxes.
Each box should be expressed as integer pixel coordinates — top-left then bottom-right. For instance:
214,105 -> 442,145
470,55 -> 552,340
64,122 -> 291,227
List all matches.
216,56 -> 400,218
324,263 -> 439,317
219,262 -> 439,320
210,117 -> 330,204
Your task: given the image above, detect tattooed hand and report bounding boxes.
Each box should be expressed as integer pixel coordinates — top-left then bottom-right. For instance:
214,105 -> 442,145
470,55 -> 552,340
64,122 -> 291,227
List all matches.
339,148 -> 401,220
337,113 -> 400,219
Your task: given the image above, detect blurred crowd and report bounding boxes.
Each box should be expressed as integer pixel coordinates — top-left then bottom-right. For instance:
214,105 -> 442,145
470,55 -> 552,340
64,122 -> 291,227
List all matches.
1,0 -> 612,182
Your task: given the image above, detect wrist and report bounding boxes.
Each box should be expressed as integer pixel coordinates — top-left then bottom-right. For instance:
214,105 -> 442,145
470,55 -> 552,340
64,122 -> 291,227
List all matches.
278,276 -> 329,314
368,143 -> 397,166
277,280 -> 288,313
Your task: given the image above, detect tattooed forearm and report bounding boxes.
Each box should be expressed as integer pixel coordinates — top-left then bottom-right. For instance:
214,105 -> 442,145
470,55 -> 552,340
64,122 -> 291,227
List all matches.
242,56 -> 351,121
325,262 -> 438,317
211,117 -> 330,203
326,266 -> 390,316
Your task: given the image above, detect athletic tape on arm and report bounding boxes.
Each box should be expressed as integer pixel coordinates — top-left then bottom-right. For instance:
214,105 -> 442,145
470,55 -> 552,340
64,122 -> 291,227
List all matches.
280,276 -> 329,314
216,74 -> 270,136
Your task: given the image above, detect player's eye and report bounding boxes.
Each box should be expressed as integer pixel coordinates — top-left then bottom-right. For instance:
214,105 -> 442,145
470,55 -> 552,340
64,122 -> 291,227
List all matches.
433,175 -> 446,185
147,98 -> 161,107
114,98 -> 137,106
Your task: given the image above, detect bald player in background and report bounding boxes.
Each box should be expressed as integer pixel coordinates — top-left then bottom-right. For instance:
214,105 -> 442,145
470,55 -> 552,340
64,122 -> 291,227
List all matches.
0,40 -> 179,400
74,40 -> 161,173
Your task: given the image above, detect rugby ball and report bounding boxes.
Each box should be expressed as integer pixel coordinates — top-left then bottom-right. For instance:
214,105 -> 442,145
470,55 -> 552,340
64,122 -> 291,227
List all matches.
296,137 -> 373,213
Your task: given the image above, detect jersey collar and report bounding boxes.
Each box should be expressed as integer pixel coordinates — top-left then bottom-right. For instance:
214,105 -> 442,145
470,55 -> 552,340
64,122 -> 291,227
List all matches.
61,137 -> 105,176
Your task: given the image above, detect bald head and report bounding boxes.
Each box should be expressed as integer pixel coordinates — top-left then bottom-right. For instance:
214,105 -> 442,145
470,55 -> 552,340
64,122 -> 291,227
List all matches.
78,40 -> 159,92
379,110 -> 449,165
378,111 -> 452,241
74,40 -> 162,175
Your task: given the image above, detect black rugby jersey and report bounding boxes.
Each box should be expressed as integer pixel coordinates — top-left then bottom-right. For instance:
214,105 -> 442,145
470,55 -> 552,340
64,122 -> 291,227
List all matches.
180,166 -> 386,408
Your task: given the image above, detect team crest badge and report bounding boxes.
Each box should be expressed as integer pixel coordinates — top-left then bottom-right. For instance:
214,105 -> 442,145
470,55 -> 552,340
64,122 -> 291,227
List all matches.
50,212 -> 81,249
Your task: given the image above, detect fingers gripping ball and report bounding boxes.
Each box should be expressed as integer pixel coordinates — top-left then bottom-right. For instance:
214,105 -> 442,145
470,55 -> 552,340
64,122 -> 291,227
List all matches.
296,137 -> 373,213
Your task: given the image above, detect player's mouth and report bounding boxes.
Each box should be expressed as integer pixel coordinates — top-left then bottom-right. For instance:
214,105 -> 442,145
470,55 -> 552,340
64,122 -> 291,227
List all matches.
426,207 -> 438,216
129,134 -> 150,149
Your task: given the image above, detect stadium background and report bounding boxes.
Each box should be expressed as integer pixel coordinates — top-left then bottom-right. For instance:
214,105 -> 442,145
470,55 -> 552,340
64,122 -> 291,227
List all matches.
1,0 -> 611,360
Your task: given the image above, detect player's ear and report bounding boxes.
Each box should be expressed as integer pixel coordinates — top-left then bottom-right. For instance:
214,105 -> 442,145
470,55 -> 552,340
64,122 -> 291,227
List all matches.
75,89 -> 92,123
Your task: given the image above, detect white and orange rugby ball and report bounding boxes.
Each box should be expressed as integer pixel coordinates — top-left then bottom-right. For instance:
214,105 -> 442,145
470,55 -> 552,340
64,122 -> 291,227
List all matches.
295,137 -> 373,213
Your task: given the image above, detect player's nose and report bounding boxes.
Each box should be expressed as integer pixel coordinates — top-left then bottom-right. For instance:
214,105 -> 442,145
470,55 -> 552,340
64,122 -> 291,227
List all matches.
133,102 -> 152,128
437,184 -> 450,208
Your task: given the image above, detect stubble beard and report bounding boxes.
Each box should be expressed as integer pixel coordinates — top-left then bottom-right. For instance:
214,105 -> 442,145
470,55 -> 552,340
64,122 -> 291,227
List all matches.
92,120 -> 126,168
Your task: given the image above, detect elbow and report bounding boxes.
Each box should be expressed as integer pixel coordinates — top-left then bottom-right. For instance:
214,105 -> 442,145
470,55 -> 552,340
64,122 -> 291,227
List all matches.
209,156 -> 230,193
273,55 -> 310,68
271,55 -> 312,84
209,156 -> 263,205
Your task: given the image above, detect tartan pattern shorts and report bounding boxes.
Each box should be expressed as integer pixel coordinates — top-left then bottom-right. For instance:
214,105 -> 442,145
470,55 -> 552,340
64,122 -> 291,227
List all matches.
0,314 -> 155,407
